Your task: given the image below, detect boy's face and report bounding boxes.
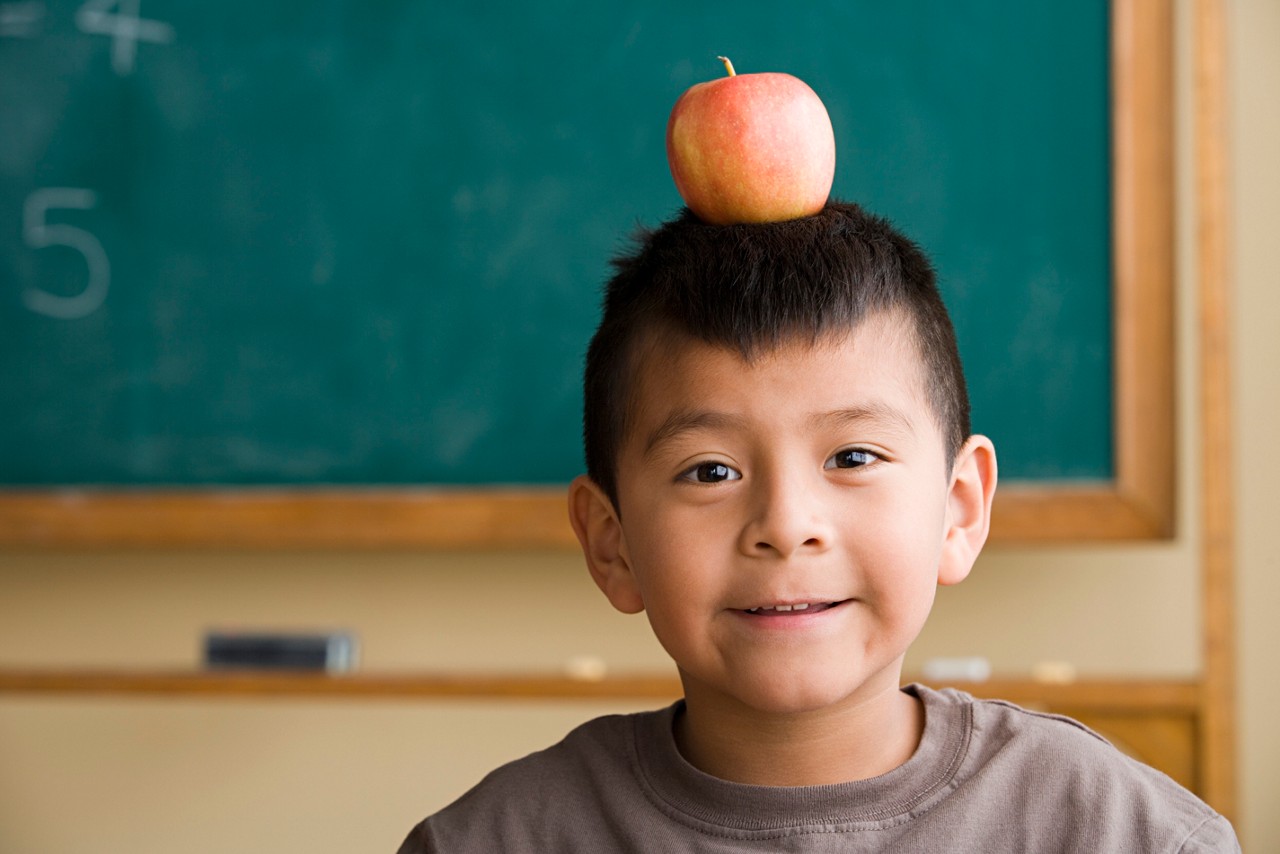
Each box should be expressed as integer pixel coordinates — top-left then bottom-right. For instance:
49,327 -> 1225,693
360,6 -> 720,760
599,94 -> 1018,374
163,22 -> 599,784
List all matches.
572,312 -> 994,719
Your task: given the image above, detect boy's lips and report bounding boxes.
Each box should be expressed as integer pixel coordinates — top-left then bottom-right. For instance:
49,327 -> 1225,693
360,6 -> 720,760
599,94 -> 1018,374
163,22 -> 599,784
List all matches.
737,599 -> 850,615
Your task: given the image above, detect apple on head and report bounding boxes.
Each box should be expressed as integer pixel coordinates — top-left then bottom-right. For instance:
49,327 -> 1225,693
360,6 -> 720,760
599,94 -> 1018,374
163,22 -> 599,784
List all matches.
666,57 -> 836,225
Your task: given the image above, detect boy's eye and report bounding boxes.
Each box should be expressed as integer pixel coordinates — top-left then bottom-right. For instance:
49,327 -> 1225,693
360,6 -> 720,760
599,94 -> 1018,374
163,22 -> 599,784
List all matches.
824,448 -> 878,470
679,461 -> 742,483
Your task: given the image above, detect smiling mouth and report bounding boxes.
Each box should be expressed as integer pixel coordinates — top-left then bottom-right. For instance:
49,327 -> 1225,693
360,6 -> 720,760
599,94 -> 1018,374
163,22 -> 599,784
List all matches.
742,600 -> 848,615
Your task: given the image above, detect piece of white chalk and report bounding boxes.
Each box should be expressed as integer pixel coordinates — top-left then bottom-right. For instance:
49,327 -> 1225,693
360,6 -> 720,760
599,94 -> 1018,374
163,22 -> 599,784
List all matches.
563,655 -> 608,682
1031,661 -> 1078,684
921,657 -> 992,682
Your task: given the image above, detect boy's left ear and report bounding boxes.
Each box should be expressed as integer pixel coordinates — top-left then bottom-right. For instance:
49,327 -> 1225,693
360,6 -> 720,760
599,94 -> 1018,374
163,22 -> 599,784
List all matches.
938,435 -> 998,586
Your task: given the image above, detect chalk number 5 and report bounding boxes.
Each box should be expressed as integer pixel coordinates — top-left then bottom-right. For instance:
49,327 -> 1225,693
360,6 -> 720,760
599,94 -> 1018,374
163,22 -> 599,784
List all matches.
23,188 -> 110,320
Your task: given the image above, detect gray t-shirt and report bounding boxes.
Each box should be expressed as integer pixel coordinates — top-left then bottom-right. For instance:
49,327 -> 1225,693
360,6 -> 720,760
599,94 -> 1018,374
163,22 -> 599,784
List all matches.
398,684 -> 1239,852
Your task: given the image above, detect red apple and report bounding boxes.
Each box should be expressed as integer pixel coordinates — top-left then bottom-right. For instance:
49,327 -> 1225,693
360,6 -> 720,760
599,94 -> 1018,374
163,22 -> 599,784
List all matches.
666,57 -> 835,225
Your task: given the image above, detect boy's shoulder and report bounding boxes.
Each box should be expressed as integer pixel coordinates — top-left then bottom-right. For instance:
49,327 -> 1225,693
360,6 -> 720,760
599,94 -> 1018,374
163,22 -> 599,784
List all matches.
952,684 -> 1185,794
397,706 -> 662,854
927,684 -> 1237,852
398,687 -> 1239,853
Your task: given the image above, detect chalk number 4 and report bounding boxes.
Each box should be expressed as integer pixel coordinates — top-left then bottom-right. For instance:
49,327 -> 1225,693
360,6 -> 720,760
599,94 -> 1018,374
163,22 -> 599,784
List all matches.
75,0 -> 174,76
23,188 -> 110,320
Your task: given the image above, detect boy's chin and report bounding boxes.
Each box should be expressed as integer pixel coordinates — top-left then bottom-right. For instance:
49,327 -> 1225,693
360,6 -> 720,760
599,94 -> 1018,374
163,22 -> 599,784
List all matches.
687,670 -> 897,719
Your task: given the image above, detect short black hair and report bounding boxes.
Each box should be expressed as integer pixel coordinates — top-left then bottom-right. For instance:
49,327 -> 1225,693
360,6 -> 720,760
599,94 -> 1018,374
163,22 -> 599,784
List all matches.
582,200 -> 970,508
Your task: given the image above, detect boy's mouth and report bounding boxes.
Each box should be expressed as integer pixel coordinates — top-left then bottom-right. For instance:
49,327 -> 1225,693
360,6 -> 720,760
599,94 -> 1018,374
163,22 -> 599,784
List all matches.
742,600 -> 847,615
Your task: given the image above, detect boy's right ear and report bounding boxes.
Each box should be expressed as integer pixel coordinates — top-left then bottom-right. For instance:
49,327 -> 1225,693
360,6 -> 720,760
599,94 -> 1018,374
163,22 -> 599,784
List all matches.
567,475 -> 645,615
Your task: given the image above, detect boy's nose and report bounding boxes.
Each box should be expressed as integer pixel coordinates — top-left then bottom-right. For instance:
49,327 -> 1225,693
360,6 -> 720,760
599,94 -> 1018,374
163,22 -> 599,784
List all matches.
737,471 -> 834,559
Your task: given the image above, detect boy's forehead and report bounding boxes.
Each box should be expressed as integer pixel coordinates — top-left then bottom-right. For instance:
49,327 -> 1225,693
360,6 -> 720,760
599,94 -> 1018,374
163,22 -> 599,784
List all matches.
622,312 -> 934,447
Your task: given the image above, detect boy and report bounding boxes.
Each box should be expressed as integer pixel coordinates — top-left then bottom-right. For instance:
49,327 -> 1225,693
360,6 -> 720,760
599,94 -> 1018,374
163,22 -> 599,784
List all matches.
398,202 -> 1238,852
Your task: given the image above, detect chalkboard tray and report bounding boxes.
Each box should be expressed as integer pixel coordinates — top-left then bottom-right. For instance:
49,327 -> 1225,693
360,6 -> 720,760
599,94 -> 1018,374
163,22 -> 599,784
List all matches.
0,1 -> 1173,545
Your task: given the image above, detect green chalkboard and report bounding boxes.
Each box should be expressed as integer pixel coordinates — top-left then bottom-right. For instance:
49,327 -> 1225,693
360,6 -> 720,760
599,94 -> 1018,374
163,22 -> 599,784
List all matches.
1,1 -> 1111,487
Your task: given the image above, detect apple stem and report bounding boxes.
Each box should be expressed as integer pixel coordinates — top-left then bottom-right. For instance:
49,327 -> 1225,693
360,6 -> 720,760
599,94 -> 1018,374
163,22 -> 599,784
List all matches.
717,56 -> 736,77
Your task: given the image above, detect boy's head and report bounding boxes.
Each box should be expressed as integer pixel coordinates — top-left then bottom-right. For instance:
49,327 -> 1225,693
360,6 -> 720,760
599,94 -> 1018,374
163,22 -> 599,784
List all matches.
582,201 -> 971,510
568,201 -> 998,720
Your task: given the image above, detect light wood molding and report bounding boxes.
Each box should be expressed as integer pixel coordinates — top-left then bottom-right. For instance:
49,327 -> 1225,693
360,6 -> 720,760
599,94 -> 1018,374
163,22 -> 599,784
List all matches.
1193,0 -> 1237,823
0,488 -> 577,549
0,669 -> 1198,709
0,669 -> 684,701
1107,0 -> 1178,540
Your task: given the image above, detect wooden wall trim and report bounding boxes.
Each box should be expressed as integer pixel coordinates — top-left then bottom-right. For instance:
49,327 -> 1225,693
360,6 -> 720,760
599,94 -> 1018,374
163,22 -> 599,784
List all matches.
0,669 -> 1198,710
1194,0 -> 1238,823
0,488 -> 577,550
1111,0 -> 1178,540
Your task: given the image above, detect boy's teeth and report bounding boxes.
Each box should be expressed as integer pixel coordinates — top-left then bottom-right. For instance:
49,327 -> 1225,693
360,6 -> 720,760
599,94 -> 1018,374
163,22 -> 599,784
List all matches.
752,603 -> 814,613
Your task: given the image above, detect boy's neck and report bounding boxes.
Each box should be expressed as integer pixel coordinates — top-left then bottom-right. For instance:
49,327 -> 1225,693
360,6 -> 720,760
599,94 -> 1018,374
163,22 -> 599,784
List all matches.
672,670 -> 924,787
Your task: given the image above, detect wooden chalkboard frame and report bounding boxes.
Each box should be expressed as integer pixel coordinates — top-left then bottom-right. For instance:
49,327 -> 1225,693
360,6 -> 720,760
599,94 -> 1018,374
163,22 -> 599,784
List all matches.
0,0 -> 1174,547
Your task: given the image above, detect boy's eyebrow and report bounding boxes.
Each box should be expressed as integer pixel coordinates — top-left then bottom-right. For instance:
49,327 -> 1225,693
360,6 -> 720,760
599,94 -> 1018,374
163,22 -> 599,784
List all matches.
641,403 -> 916,459
811,403 -> 917,437
642,410 -> 747,459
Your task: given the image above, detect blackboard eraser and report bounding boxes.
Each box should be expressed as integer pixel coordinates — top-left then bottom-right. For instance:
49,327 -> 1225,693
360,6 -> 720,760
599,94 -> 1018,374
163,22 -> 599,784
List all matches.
203,630 -> 358,673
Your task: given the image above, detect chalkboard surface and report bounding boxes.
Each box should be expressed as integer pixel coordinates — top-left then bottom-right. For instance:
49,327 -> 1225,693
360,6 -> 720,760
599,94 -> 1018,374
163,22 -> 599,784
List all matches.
1,1 -> 1111,487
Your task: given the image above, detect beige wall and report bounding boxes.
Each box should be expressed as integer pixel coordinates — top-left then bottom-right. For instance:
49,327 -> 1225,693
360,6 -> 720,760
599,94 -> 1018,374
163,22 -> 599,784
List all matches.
1230,0 -> 1280,849
2,2 -> 1276,851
